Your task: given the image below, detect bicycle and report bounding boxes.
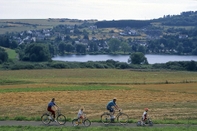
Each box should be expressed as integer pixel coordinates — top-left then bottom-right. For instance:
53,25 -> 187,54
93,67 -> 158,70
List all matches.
101,109 -> 129,125
136,118 -> 153,126
72,114 -> 91,127
41,108 -> 66,125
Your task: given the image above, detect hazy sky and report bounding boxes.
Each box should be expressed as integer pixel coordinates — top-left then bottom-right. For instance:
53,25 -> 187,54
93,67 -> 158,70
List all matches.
1,0 -> 197,20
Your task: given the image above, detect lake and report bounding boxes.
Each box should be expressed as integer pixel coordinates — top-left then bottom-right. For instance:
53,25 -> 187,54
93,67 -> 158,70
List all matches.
52,54 -> 197,64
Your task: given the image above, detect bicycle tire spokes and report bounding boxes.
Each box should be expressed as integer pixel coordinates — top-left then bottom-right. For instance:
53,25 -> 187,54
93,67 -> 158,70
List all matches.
83,119 -> 91,127
72,118 -> 79,126
101,113 -> 111,124
117,113 -> 129,125
41,114 -> 51,125
57,114 -> 66,125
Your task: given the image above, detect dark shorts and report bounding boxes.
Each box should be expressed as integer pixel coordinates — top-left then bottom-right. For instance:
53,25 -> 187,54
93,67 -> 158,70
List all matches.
107,106 -> 114,112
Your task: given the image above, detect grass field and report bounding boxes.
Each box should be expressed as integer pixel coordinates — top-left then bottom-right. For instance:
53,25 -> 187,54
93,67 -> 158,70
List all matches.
0,19 -> 96,34
0,126 -> 197,131
0,47 -> 18,61
0,69 -> 197,124
4,47 -> 18,61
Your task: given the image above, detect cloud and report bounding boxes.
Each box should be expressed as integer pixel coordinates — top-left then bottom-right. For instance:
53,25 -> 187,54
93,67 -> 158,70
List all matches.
0,0 -> 197,20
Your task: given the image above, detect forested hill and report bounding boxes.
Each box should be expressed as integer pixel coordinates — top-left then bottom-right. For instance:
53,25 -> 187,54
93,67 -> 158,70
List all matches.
95,20 -> 151,28
154,11 -> 197,26
95,11 -> 197,28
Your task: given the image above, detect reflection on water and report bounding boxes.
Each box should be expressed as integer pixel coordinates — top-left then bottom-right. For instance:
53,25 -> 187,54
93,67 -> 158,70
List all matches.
52,54 -> 197,64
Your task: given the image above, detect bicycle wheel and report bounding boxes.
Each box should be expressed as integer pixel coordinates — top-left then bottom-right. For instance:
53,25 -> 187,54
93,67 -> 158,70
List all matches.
136,121 -> 141,126
57,114 -> 66,125
41,114 -> 51,125
83,119 -> 91,127
149,120 -> 153,126
101,113 -> 111,125
72,118 -> 79,126
117,113 -> 129,125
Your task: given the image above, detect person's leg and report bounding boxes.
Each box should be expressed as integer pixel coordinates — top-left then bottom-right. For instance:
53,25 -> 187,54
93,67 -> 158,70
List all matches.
48,108 -> 55,119
79,116 -> 83,123
141,117 -> 144,125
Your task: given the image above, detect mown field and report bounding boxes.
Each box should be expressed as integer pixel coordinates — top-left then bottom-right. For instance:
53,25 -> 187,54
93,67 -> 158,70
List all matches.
0,69 -> 197,124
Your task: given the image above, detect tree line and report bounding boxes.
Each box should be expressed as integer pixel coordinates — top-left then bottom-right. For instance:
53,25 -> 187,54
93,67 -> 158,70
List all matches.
156,11 -> 197,26
1,58 -> 197,71
95,20 -> 151,28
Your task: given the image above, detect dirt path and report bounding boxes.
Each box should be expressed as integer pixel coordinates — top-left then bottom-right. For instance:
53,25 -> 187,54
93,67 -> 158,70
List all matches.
0,121 -> 196,128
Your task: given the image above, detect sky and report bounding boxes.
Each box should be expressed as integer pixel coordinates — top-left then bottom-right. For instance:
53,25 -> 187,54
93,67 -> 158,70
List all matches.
1,0 -> 197,20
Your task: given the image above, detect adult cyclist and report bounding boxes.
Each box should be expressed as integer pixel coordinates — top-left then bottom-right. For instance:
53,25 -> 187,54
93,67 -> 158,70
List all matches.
47,98 -> 59,122
106,97 -> 120,120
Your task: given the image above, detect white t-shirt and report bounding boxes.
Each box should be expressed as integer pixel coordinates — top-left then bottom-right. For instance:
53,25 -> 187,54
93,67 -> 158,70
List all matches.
77,109 -> 83,118
142,111 -> 147,120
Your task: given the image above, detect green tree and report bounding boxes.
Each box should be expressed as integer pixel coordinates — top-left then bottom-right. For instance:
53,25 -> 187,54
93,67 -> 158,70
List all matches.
138,45 -> 146,54
23,43 -> 51,62
128,52 -> 148,64
65,35 -> 71,41
0,48 -> 8,63
0,36 -> 10,48
58,42 -> 66,54
76,44 -> 86,54
65,43 -> 75,53
121,42 -> 130,54
187,60 -> 196,71
108,38 -> 121,52
192,47 -> 197,55
10,41 -> 18,49
176,43 -> 184,54
89,41 -> 98,52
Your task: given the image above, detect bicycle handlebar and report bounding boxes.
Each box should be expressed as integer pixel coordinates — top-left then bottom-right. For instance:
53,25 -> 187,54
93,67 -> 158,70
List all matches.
117,108 -> 122,112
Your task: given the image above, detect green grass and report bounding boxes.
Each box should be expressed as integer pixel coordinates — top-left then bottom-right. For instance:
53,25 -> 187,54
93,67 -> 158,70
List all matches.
6,48 -> 16,59
2,47 -> 17,60
1,115 -> 197,125
0,115 -> 71,122
154,119 -> 197,125
1,69 -> 197,85
0,126 -> 197,131
0,79 -> 32,85
0,19 -> 92,34
0,85 -> 130,93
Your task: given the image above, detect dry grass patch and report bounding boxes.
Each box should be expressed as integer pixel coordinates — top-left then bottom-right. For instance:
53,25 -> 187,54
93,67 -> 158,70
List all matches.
0,69 -> 197,121
0,83 -> 197,120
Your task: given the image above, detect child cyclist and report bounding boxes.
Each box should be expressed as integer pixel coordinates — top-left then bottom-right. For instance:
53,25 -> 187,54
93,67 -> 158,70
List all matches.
141,108 -> 149,125
77,107 -> 85,123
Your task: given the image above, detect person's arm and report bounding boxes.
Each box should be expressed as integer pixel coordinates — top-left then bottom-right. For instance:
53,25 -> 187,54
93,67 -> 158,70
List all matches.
53,102 -> 59,110
114,104 -> 119,110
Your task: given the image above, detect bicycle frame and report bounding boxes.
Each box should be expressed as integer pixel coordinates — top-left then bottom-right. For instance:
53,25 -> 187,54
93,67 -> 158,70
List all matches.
101,109 -> 129,125
41,108 -> 66,125
72,114 -> 91,127
108,110 -> 123,118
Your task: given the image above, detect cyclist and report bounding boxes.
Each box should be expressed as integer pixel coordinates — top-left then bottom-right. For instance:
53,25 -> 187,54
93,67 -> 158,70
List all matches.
106,97 -> 120,120
47,98 -> 59,122
77,107 -> 85,123
141,108 -> 148,125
